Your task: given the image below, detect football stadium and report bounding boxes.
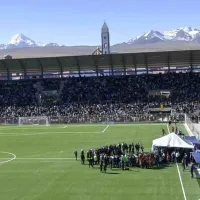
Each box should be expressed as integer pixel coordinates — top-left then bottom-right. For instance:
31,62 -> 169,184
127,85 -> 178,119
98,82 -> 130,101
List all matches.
0,48 -> 200,200
0,22 -> 200,200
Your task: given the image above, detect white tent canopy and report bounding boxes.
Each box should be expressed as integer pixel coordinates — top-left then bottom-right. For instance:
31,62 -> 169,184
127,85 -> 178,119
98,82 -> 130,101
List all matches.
152,132 -> 194,149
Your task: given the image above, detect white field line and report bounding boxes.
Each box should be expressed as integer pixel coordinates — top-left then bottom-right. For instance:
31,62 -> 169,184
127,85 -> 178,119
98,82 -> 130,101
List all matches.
176,163 -> 187,200
64,123 -> 165,126
113,123 -> 167,126
15,157 -> 75,160
0,126 -> 52,129
167,123 -> 170,133
0,132 -> 49,136
102,125 -> 109,133
0,131 -> 102,136
0,152 -> 16,164
183,123 -> 193,137
166,124 -> 187,200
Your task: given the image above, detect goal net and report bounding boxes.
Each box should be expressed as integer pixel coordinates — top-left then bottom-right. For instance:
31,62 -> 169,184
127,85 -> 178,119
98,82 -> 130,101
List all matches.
18,116 -> 50,126
185,114 -> 200,139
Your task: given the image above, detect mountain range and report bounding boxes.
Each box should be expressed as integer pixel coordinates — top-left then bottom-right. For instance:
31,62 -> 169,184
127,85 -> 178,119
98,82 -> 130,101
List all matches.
125,27 -> 200,45
1,27 -> 200,59
0,34 -> 60,49
1,27 -> 200,50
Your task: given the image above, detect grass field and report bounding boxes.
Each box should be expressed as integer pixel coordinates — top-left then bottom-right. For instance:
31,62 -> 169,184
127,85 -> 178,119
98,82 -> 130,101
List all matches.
0,123 -> 199,200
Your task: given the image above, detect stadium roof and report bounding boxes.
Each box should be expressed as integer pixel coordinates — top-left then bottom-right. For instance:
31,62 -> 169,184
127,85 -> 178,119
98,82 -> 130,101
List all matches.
1,42 -> 200,59
0,49 -> 200,77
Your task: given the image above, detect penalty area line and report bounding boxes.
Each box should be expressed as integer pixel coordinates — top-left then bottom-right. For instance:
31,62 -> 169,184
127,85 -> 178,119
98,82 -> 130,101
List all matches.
102,125 -> 109,133
166,123 -> 187,200
15,157 -> 75,160
176,162 -> 187,200
167,123 -> 170,134
0,131 -> 102,136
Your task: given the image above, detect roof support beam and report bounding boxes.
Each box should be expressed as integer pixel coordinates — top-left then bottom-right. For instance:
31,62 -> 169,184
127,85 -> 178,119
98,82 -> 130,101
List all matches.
18,60 -> 27,79
109,54 -> 114,76
37,58 -> 44,78
133,54 -> 137,75
92,56 -> 99,76
56,57 -> 63,78
190,51 -> 193,72
75,56 -> 81,77
1,60 -> 10,80
167,52 -> 170,73
145,53 -> 148,75
121,54 -> 126,75
96,56 -> 104,76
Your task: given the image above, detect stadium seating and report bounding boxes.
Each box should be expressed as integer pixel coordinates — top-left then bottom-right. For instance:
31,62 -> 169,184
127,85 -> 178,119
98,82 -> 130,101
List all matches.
0,72 -> 199,123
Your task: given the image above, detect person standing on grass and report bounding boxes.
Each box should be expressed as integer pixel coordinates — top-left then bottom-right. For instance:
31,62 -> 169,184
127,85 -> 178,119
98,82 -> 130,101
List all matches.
166,153 -> 170,164
88,156 -> 92,168
175,127 -> 178,134
138,143 -> 140,153
88,153 -> 94,168
100,158 -> 103,172
100,156 -> 103,172
175,151 -> 179,163
104,155 -> 108,173
74,150 -> 78,161
190,163 -> 196,178
141,144 -> 144,153
171,151 -> 175,162
182,153 -> 187,171
80,149 -> 85,165
162,128 -> 166,136
128,144 -> 132,154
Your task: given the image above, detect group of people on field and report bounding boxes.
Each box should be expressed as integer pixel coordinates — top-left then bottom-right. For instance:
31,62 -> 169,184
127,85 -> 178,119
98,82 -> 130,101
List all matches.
75,142 -> 163,173
74,139 -> 199,175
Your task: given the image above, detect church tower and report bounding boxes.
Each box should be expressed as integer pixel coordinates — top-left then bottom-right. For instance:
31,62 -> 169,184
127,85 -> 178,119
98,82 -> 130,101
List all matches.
101,22 -> 110,54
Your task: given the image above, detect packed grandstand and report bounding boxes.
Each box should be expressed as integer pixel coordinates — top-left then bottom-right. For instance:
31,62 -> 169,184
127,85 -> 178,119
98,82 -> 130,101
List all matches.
0,72 -> 199,123
0,50 -> 200,125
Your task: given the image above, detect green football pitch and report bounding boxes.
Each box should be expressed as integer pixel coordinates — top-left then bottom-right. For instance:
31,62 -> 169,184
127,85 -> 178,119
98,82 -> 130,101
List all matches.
0,124 -> 199,200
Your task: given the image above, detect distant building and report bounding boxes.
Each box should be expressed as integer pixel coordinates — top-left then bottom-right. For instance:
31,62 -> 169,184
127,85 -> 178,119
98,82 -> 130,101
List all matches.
92,22 -> 110,55
3,55 -> 12,59
92,47 -> 102,55
101,22 -> 110,54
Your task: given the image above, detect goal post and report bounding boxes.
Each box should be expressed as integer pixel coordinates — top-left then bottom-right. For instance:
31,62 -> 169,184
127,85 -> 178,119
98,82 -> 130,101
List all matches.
184,114 -> 200,140
18,116 -> 50,126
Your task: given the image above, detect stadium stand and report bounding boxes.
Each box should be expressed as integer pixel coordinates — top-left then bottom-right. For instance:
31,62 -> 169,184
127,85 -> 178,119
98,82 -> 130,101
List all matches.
0,72 -> 199,124
0,49 -> 200,125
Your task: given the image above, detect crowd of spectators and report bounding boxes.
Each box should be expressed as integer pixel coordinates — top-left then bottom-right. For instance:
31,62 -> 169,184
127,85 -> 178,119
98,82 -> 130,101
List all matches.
0,72 -> 199,123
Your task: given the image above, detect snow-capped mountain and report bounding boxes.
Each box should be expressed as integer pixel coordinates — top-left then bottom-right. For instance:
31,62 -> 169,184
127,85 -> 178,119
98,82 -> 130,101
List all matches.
164,27 -> 200,40
6,33 -> 45,49
0,33 -> 59,49
127,30 -> 165,44
126,27 -> 200,45
9,33 -> 44,46
1,27 -> 200,50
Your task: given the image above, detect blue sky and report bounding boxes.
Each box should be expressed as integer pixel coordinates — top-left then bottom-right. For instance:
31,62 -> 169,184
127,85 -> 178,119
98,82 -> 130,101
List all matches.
0,0 -> 200,45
